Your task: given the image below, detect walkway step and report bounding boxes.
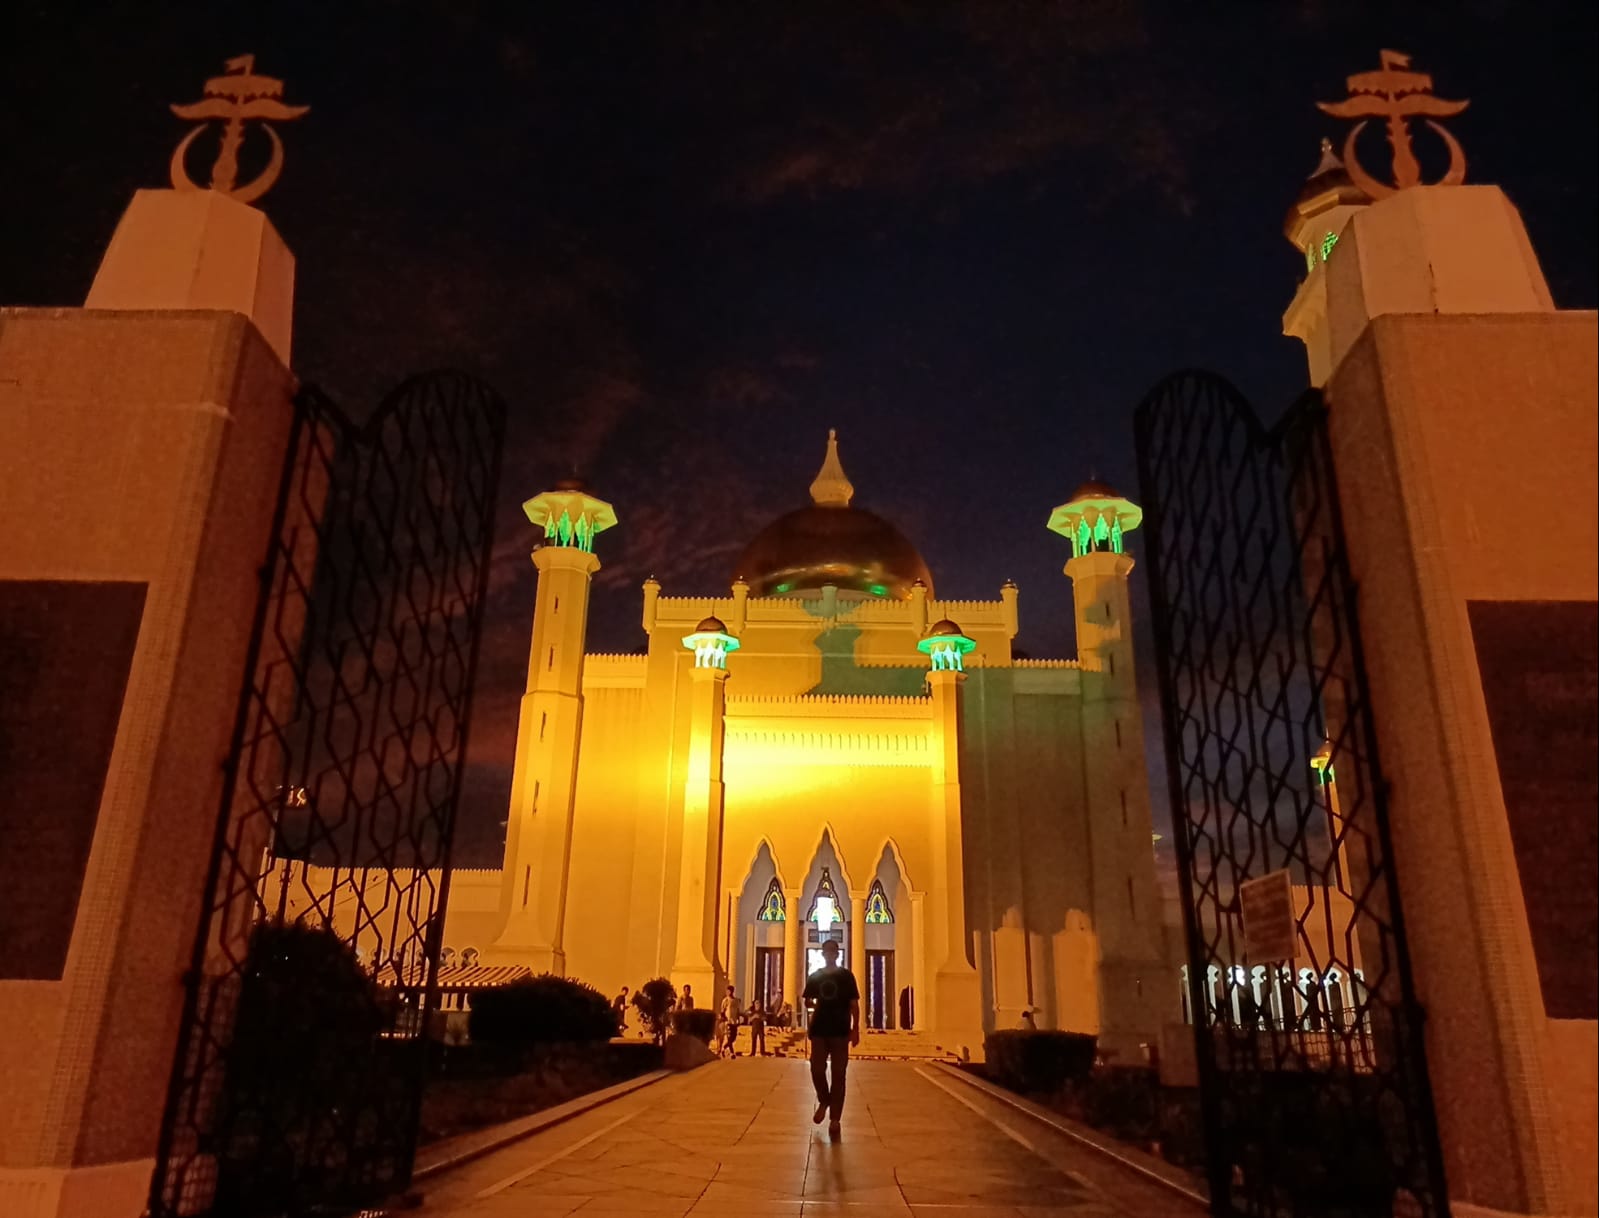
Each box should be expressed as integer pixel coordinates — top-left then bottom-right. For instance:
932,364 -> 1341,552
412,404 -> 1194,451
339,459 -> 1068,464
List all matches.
412,1068 -> 671,1181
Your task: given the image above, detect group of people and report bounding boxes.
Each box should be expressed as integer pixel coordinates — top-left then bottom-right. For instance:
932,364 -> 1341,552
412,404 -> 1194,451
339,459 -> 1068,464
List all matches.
605,939 -> 862,1136
714,986 -> 771,1057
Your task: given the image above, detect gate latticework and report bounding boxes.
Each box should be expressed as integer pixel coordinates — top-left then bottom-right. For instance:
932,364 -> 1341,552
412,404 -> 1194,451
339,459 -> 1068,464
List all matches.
152,371 -> 505,1217
1134,372 -> 1448,1217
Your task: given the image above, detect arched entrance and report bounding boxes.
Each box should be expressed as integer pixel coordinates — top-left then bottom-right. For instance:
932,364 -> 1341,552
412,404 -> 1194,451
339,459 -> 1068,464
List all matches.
731,842 -> 787,1021
863,843 -> 914,1030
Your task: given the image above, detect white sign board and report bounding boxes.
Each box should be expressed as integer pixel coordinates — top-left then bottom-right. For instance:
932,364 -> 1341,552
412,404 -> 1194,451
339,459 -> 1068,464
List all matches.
1239,869 -> 1298,964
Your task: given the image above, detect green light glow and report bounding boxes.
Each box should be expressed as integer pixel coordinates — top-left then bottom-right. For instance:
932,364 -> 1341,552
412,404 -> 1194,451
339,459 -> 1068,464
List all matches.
544,508 -> 598,552
1321,231 -> 1339,261
868,583 -> 888,597
681,628 -> 740,669
1075,519 -> 1091,558
917,629 -> 977,672
1305,244 -> 1316,272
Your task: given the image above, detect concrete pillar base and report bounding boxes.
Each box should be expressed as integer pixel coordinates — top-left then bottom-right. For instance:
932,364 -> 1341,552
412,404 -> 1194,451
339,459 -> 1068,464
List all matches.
484,936 -> 564,976
0,1158 -> 154,1218
934,965 -> 985,1060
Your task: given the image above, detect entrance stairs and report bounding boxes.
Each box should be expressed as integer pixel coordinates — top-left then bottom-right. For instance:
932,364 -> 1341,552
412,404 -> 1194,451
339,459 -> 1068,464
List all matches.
766,1027 -> 963,1063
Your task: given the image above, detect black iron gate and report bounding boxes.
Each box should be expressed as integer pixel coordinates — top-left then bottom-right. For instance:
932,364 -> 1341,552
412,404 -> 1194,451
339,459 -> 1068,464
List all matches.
1133,372 -> 1448,1217
151,371 -> 505,1217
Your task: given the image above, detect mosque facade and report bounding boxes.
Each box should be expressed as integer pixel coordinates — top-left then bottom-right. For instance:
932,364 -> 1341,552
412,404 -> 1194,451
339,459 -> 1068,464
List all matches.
401,431 -> 1172,1061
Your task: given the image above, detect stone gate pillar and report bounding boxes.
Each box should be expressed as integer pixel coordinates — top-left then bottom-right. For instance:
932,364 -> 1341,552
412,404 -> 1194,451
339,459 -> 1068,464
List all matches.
0,190 -> 299,1218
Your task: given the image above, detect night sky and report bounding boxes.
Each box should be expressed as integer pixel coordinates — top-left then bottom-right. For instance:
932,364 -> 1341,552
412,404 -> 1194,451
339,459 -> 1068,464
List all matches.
5,2 -> 1595,865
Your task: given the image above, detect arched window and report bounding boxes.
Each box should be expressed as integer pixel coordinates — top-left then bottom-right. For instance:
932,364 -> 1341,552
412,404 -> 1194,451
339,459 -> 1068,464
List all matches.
461,947 -> 480,968
807,868 -> 842,930
1298,968 -> 1322,1029
1274,965 -> 1297,1031
864,878 -> 894,924
1325,969 -> 1347,1028
756,878 -> 786,922
440,946 -> 456,967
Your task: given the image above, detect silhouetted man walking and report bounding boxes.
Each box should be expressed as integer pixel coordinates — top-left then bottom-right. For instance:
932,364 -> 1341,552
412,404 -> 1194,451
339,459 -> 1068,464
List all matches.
803,939 -> 860,1137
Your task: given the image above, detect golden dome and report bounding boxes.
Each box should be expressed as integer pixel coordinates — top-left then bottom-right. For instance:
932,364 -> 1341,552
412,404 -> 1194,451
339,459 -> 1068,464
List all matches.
926,618 -> 964,637
696,615 -> 728,633
732,431 -> 934,600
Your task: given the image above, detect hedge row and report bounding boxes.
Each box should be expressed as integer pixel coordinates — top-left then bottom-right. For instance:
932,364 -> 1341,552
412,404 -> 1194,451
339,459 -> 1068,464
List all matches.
467,974 -> 618,1046
983,1030 -> 1096,1093
671,1008 -> 717,1044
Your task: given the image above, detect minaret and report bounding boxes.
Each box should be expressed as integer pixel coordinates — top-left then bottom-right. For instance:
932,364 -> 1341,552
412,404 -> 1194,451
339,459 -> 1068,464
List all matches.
492,478 -> 616,973
1047,481 -> 1164,1052
1281,138 -> 1372,386
916,620 -> 984,1052
671,617 -> 739,998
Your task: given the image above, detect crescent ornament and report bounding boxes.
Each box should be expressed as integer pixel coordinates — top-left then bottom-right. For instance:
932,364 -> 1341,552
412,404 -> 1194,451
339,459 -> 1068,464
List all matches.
166,56 -> 307,205
1318,51 -> 1468,196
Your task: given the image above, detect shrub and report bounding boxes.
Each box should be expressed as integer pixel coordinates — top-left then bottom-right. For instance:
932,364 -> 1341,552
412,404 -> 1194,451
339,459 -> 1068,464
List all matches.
631,977 -> 678,1044
468,974 -> 617,1048
215,921 -> 390,1212
671,1008 -> 717,1045
984,1030 -> 1097,1094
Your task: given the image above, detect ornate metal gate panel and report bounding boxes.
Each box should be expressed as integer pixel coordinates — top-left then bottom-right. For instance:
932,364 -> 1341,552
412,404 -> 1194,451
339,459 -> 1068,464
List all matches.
1133,372 -> 1448,1217
152,372 -> 505,1217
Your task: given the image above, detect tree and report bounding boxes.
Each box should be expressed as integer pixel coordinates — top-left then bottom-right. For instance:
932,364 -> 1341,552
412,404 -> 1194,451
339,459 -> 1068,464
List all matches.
468,974 -> 618,1048
630,977 -> 677,1044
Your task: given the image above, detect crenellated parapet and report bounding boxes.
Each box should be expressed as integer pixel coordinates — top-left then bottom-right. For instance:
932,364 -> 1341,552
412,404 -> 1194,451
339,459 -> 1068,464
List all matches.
582,653 -> 647,687
727,692 -> 932,717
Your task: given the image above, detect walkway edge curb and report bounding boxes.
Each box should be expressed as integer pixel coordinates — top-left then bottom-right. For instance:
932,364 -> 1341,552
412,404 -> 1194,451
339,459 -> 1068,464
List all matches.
412,1067 -> 674,1183
930,1061 -> 1209,1209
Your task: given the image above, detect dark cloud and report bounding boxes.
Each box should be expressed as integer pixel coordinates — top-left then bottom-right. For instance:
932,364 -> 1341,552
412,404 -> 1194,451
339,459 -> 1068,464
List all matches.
3,0 -> 1593,866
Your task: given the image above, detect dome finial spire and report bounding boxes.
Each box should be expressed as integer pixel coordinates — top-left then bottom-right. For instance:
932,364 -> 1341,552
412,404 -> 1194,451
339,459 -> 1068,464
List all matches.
809,428 -> 854,507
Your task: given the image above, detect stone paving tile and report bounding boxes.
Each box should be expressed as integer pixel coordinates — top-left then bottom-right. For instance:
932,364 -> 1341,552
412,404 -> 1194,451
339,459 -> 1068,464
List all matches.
417,1057 -> 1190,1217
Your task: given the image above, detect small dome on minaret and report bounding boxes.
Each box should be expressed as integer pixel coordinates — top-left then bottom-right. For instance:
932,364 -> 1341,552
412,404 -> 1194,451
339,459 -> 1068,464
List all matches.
1047,480 -> 1142,558
1285,137 -> 1371,253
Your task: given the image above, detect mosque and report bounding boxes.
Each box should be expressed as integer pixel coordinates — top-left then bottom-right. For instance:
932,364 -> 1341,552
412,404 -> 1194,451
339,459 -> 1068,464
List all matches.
354,430 -> 1174,1061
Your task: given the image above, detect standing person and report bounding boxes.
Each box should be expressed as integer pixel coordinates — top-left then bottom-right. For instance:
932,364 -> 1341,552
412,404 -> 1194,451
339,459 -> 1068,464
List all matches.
802,939 -> 860,1137
719,985 -> 741,1057
748,999 -> 767,1056
611,985 -> 630,1034
680,983 -> 695,1011
1020,1008 -> 1036,1030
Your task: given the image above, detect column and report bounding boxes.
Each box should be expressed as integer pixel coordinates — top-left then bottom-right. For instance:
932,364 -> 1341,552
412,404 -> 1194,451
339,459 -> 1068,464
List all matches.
784,888 -> 803,1020
671,665 -> 729,996
850,891 -> 868,1001
912,893 -> 928,1031
927,667 -> 984,1053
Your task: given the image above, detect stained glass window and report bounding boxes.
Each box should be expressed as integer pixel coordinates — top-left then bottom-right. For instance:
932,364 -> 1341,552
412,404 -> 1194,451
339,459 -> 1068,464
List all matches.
864,878 -> 894,924
756,877 -> 786,922
806,868 -> 841,928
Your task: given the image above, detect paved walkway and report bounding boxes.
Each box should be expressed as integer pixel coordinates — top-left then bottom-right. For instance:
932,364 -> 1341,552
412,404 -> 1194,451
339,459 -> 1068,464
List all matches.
416,1057 -> 1202,1217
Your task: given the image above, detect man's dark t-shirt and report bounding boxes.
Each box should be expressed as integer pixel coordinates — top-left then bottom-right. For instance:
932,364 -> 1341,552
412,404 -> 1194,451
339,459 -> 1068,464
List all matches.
803,965 -> 859,1038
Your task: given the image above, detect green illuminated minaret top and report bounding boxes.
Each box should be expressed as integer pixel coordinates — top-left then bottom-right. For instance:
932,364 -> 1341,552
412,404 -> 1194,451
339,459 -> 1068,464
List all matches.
523,477 -> 617,552
1046,480 -> 1142,558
